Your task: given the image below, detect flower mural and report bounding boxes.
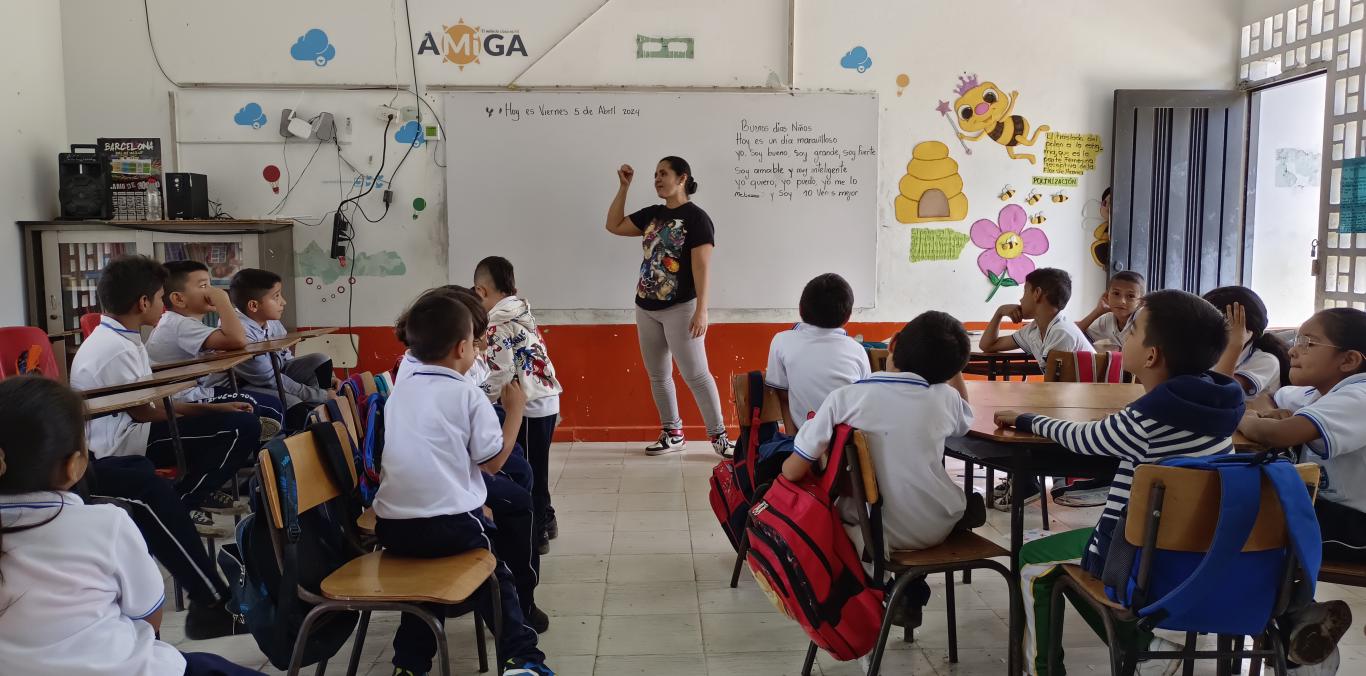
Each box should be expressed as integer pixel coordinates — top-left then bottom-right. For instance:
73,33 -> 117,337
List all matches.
971,203 -> 1049,301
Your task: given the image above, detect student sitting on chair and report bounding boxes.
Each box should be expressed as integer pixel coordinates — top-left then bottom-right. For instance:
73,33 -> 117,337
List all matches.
1204,285 -> 1291,399
993,290 -> 1244,676
782,311 -> 982,634
1076,270 -> 1144,352
760,273 -> 871,462
69,255 -> 261,527
393,285 -> 549,635
146,260 -> 284,439
375,292 -> 552,676
0,376 -> 264,676
227,268 -> 336,431
1238,307 -> 1366,674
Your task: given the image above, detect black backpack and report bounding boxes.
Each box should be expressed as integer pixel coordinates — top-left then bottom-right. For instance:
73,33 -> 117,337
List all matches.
217,425 -> 361,669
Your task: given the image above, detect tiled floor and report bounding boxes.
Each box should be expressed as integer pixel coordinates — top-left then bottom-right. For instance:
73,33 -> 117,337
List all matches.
163,442 -> 1366,675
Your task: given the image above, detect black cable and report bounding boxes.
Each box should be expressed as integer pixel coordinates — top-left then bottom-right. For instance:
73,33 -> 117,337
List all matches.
269,140 -> 325,215
414,93 -> 448,168
338,117 -> 393,212
403,0 -> 422,126
384,137 -> 418,189
142,0 -> 180,87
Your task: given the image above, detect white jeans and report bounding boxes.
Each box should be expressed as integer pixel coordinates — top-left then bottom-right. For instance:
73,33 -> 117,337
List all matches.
635,299 -> 726,437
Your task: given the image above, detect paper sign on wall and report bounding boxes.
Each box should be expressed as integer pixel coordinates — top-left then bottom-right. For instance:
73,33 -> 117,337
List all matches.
1031,176 -> 1079,187
1340,157 -> 1366,233
909,227 -> 970,262
1042,133 -> 1103,175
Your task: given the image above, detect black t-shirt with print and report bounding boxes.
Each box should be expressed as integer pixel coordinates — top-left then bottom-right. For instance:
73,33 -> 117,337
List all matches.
628,202 -> 716,311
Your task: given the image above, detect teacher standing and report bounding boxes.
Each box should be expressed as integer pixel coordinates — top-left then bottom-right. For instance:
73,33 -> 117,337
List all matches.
605,157 -> 731,457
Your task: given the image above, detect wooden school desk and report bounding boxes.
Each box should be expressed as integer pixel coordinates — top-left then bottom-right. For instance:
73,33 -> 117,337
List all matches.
83,381 -> 196,476
150,328 -> 339,372
963,330 -> 1040,380
948,380 -> 1261,667
77,355 -> 253,399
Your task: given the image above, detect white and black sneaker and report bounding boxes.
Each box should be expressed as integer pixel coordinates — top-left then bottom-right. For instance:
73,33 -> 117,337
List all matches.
711,433 -> 734,458
258,416 -> 282,442
645,430 -> 686,456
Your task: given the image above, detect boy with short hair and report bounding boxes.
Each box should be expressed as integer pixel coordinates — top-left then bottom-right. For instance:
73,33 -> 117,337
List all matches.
765,273 -> 871,437
228,268 -> 335,430
146,260 -> 283,436
71,255 -> 261,521
1076,270 -> 1145,351
375,292 -> 551,676
993,290 -> 1244,675
782,310 -> 979,631
980,267 -> 1094,367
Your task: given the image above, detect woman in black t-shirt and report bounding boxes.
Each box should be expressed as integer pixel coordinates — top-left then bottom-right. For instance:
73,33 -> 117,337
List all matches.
605,156 -> 730,457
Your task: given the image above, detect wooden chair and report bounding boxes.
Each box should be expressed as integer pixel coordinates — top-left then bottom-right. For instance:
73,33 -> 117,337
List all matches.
1046,462 -> 1321,676
806,430 -> 1017,676
1043,349 -> 1128,384
727,371 -> 784,588
256,428 -> 499,676
866,347 -> 888,372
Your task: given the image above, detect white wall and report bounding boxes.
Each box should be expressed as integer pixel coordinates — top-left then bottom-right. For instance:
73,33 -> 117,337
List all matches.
59,0 -> 1242,327
1,2 -> 68,325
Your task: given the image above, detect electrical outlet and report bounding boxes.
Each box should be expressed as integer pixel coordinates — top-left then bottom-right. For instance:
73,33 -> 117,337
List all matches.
377,105 -> 399,122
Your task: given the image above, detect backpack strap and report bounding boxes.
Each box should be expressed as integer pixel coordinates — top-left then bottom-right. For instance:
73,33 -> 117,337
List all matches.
309,422 -> 357,493
1074,351 -> 1096,383
1134,458 -> 1264,626
809,424 -> 855,498
1262,460 -> 1322,594
1102,352 -> 1125,383
742,370 -> 764,478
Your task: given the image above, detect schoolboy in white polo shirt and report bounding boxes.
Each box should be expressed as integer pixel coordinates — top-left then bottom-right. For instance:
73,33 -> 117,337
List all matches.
765,273 -> 872,437
783,311 -> 978,633
0,376 -> 262,676
981,267 -> 1094,368
69,256 -> 261,524
1076,271 -> 1144,351
374,292 -> 552,676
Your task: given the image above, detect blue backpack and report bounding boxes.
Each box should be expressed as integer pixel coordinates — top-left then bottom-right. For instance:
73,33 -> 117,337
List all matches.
356,392 -> 386,506
1101,454 -> 1321,636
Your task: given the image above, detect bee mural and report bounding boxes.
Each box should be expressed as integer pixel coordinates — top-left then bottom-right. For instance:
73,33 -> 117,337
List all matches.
1030,212 -> 1047,225
951,74 -> 1051,164
998,185 -> 1016,201
1051,192 -> 1069,203
1025,190 -> 1043,206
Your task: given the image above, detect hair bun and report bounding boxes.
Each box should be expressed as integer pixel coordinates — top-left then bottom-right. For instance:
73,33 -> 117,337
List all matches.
686,178 -> 699,195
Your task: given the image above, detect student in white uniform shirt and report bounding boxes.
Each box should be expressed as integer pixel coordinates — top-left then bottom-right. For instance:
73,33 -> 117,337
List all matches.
980,267 -> 1094,368
146,260 -> 284,436
0,376 -> 263,676
782,311 -> 984,633
376,293 -> 552,676
1205,286 -> 1291,398
765,273 -> 872,435
1238,307 -> 1366,673
1076,270 -> 1144,351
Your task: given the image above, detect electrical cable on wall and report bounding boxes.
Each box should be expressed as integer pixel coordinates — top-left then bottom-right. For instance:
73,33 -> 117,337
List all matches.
142,0 -> 181,88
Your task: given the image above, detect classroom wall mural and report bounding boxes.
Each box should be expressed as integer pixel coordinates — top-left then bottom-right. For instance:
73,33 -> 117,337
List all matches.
296,241 -> 407,304
233,103 -> 268,129
290,28 -> 336,66
971,203 -> 1049,301
839,46 -> 873,72
950,74 -> 1049,164
893,141 -> 969,224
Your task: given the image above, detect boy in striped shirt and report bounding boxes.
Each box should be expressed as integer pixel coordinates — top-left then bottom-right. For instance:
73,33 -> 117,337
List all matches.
994,290 -> 1245,676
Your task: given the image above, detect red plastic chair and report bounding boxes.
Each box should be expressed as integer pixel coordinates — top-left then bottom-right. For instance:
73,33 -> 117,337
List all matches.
80,312 -> 102,339
0,327 -> 61,379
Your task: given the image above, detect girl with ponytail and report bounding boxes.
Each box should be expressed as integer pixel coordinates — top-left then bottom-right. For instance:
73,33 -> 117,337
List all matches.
1204,285 -> 1291,397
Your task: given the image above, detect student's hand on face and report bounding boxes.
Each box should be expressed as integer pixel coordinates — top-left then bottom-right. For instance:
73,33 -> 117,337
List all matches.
996,304 -> 1023,323
618,164 -> 635,187
1095,293 -> 1111,314
994,410 -> 1020,428
1226,303 -> 1252,347
206,286 -> 231,308
501,379 -> 527,414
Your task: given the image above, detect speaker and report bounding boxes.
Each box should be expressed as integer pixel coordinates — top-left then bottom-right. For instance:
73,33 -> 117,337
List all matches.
165,172 -> 210,220
58,144 -> 111,220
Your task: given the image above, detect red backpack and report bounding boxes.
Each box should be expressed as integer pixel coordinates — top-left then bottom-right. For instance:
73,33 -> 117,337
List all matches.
744,424 -> 885,661
708,371 -> 771,550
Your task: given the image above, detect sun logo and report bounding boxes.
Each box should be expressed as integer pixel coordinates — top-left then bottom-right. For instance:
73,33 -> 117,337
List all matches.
441,19 -> 480,69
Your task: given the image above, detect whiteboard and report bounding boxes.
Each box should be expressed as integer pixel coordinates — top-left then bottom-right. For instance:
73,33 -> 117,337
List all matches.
444,91 -> 879,310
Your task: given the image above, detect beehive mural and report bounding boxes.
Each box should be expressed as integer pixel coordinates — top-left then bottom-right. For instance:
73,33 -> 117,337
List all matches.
893,141 -> 969,224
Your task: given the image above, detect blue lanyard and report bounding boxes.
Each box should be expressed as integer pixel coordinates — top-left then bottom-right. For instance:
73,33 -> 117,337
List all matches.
99,320 -> 140,336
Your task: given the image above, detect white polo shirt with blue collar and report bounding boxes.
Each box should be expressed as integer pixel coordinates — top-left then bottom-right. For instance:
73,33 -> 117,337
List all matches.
373,363 -> 503,520
765,323 -> 871,432
69,316 -> 154,459
1274,373 -> 1366,511
1236,343 -> 1283,398
793,371 -> 972,552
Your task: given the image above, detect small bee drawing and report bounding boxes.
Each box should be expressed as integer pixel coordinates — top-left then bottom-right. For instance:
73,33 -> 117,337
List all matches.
998,185 -> 1016,201
1051,192 -> 1069,203
1025,190 -> 1043,206
1030,212 -> 1047,225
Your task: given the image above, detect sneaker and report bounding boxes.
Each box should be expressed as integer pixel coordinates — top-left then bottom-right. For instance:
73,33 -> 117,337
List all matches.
200,490 -> 246,515
1289,647 -> 1341,675
711,433 -> 734,458
503,660 -> 554,675
887,596 -> 924,630
184,600 -> 244,640
189,509 -> 216,529
1052,486 -> 1110,508
645,430 -> 686,456
954,492 -> 987,531
1135,637 -> 1183,676
991,479 -> 1011,499
545,515 -> 559,540
536,534 -> 550,556
992,479 -> 1041,511
526,604 -> 550,634
258,416 -> 282,442
1286,600 -> 1353,666
391,669 -> 423,676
